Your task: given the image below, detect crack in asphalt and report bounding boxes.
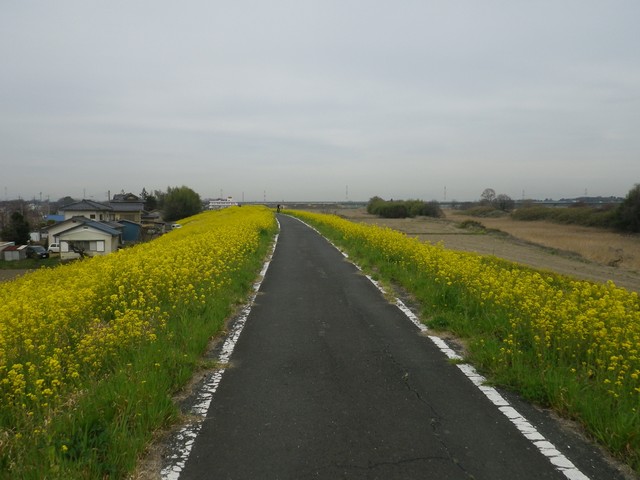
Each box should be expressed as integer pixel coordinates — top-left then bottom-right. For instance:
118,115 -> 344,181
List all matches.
335,454 -> 459,470
382,344 -> 477,480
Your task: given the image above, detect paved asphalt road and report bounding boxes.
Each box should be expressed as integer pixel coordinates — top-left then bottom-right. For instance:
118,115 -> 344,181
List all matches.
176,214 -> 626,480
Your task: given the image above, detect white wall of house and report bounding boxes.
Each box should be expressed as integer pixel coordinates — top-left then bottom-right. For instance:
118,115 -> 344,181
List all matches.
59,228 -> 119,260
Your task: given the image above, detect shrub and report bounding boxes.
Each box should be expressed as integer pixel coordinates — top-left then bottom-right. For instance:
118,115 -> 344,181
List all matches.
511,206 -> 550,221
458,220 -> 486,231
366,197 -> 443,219
366,196 -> 384,215
458,206 -> 505,218
378,201 -> 409,218
512,205 -> 618,228
616,184 -> 640,233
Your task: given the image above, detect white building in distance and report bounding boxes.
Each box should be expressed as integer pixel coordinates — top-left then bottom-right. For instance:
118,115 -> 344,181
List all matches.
208,197 -> 238,210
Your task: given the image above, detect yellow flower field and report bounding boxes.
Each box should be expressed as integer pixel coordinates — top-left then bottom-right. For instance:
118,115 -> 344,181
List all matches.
0,206 -> 275,427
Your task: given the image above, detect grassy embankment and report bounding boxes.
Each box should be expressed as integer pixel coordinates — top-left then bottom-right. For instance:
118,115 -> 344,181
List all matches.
289,209 -> 640,473
0,206 -> 277,479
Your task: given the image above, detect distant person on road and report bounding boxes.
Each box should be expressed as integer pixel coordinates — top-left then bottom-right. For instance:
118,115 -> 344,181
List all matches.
276,204 -> 281,213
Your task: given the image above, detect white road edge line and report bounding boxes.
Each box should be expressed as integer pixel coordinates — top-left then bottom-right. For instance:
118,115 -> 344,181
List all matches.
292,215 -> 591,480
160,221 -> 280,480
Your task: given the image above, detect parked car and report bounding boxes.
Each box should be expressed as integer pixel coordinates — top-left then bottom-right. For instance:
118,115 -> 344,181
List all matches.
26,245 -> 49,259
171,223 -> 182,229
47,243 -> 60,253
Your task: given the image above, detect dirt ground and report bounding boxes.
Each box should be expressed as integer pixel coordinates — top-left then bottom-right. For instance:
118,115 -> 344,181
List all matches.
0,269 -> 29,283
332,208 -> 640,294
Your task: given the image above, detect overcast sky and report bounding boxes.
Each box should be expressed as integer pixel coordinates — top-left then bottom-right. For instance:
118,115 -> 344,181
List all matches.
1,1 -> 639,203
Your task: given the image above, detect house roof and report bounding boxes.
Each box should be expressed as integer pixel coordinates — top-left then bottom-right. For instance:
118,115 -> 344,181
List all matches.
111,193 -> 141,202
59,220 -> 121,237
109,202 -> 144,212
45,216 -> 91,232
59,199 -> 113,211
116,219 -> 142,226
142,210 -> 163,219
50,217 -> 120,237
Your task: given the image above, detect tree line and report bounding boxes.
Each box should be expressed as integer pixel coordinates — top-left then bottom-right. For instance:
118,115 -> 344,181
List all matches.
477,185 -> 640,233
367,197 -> 443,219
366,184 -> 640,233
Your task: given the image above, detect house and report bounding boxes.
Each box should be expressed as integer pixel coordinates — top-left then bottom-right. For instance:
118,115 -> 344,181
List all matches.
45,217 -> 122,260
109,193 -> 145,223
47,217 -> 96,245
58,220 -> 121,260
59,199 -> 115,222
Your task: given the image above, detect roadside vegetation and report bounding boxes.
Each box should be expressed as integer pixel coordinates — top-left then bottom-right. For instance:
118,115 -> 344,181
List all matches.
0,206 -> 276,479
288,209 -> 640,473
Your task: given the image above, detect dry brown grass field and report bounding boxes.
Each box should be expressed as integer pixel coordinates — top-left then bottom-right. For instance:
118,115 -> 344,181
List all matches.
330,207 -> 640,293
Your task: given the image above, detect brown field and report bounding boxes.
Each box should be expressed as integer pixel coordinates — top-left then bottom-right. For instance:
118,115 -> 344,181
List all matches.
330,208 -> 640,293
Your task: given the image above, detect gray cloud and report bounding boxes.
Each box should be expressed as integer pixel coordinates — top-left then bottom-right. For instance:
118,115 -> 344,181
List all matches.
1,0 -> 639,202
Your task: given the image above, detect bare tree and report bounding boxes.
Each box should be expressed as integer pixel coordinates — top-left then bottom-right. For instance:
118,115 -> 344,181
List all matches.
68,242 -> 87,259
496,194 -> 515,212
480,188 -> 496,206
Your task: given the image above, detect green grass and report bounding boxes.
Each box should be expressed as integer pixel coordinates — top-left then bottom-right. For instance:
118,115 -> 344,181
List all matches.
0,256 -> 61,270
